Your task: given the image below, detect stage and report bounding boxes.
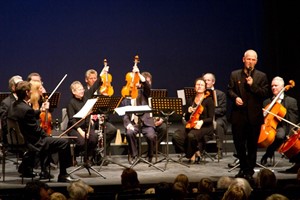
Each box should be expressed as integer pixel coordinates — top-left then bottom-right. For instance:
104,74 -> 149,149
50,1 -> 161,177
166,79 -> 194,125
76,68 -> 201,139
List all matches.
0,150 -> 298,199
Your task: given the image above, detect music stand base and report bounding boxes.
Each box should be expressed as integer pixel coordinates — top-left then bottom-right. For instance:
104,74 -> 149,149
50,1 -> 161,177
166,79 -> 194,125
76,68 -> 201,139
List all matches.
98,156 -> 128,170
155,155 -> 190,170
228,162 -> 267,172
131,157 -> 164,172
69,162 -> 106,179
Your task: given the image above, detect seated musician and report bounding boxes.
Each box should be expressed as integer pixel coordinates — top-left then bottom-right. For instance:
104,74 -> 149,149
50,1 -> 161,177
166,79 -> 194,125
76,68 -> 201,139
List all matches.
66,66 -> 109,165
120,65 -> 157,164
83,68 -> 118,165
141,71 -> 168,147
261,77 -> 299,169
172,77 -> 215,163
27,72 -> 47,93
8,81 -> 77,182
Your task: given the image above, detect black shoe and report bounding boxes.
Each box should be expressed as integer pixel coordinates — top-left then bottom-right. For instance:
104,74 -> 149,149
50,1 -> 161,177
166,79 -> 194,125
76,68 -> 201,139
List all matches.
39,170 -> 54,180
279,164 -> 300,174
228,158 -> 240,168
57,174 -> 79,182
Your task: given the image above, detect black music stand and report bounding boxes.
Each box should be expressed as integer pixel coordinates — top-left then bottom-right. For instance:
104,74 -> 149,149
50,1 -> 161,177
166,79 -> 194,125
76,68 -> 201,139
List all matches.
94,96 -> 128,171
121,107 -> 163,172
68,98 -> 106,179
151,97 -> 190,170
150,89 -> 168,98
183,87 -> 196,102
43,92 -> 61,109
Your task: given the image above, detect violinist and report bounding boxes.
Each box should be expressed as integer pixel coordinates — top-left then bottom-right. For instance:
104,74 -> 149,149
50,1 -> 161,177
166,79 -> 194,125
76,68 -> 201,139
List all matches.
27,72 -> 46,93
67,66 -> 108,164
120,63 -> 157,164
227,49 -> 269,182
261,77 -> 299,168
85,69 -> 100,95
173,77 -> 215,164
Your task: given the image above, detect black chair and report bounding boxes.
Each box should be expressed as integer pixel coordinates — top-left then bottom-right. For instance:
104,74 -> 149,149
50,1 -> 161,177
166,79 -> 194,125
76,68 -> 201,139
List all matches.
2,119 -> 40,183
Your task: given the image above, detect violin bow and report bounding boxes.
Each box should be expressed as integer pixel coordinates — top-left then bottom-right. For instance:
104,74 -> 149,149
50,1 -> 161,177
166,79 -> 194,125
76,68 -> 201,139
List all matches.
47,74 -> 68,100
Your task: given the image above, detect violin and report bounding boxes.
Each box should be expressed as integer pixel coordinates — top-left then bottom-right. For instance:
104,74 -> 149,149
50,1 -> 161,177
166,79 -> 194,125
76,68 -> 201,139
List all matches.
121,55 -> 140,99
258,80 -> 295,148
99,59 -> 114,96
186,91 -> 210,129
40,96 -> 52,135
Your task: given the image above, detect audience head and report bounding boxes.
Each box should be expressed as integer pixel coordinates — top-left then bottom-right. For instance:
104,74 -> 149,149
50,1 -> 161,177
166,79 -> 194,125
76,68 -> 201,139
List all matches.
121,168 -> 140,190
196,193 -> 213,200
50,192 -> 67,200
197,177 -> 215,194
8,75 -> 23,93
256,168 -> 277,189
172,181 -> 188,200
265,193 -> 289,200
67,180 -> 94,200
222,184 -> 247,200
85,69 -> 98,88
217,176 -> 234,189
174,173 -> 189,188
229,178 -> 253,198
23,180 -> 50,200
154,182 -> 172,200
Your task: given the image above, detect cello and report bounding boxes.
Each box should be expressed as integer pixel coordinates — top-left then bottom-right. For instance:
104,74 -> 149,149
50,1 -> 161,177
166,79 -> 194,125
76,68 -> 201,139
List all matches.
99,58 -> 114,96
186,91 -> 210,129
258,80 -> 295,148
121,55 -> 140,99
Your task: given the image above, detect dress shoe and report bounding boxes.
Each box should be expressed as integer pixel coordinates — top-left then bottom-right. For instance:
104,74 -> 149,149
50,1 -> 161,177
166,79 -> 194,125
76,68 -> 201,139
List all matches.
57,174 -> 79,182
39,170 -> 54,180
228,158 -> 240,168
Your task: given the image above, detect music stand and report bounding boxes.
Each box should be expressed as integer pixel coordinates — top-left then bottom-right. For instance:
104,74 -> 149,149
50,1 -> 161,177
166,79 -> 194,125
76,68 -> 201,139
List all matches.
43,92 -> 61,108
150,89 -> 168,98
116,105 -> 163,172
151,97 -> 190,170
94,96 -> 128,170
0,92 -> 10,102
183,87 -> 196,102
67,98 -> 106,179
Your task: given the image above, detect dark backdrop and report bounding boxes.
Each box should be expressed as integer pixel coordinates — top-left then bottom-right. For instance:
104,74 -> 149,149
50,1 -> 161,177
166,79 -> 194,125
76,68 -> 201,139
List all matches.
1,0 -> 299,120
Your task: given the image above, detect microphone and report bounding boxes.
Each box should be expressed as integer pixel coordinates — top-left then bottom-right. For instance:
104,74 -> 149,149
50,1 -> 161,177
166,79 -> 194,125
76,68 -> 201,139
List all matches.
246,67 -> 253,77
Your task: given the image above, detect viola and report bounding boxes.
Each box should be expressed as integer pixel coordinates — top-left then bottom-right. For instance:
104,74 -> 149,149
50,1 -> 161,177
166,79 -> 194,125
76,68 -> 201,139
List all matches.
99,59 -> 114,96
258,80 -> 295,148
121,55 -> 140,99
40,96 -> 52,135
186,91 -> 210,129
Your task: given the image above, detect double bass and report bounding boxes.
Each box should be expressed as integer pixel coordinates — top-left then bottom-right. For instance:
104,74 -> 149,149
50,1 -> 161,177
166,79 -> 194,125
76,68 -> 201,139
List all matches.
99,59 -> 114,96
186,91 -> 210,129
258,80 -> 295,148
121,55 -> 140,99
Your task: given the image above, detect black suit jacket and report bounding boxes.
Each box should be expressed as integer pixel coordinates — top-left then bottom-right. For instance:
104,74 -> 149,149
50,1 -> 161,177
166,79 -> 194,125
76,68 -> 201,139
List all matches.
227,68 -> 269,125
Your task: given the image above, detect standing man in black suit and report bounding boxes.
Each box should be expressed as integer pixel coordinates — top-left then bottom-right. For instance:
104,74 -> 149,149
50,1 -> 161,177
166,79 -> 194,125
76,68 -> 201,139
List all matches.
227,49 -> 269,181
203,73 -> 227,159
8,81 -> 77,182
260,76 -> 299,168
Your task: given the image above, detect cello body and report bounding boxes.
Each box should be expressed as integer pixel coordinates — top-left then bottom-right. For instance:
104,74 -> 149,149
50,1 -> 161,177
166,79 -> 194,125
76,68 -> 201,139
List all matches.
258,102 -> 286,147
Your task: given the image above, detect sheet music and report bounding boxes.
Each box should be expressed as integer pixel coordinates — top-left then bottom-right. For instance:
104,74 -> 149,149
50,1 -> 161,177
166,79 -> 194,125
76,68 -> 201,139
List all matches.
73,98 -> 98,118
114,105 -> 151,116
177,89 -> 186,105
